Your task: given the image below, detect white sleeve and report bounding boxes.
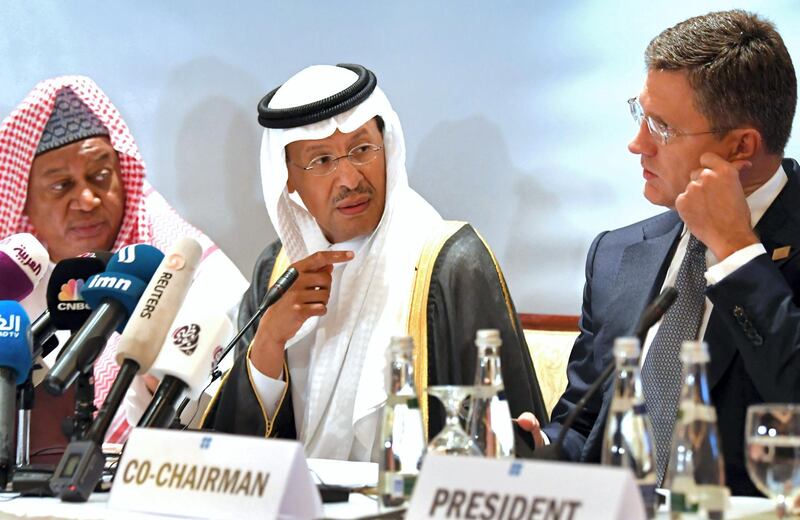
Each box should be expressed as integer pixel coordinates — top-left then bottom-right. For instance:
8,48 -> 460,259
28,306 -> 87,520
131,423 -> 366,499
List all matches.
705,243 -> 767,285
247,357 -> 286,418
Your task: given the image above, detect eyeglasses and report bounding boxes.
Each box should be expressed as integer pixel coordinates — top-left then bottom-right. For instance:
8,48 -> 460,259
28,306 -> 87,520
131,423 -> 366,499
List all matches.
286,143 -> 384,177
627,97 -> 728,145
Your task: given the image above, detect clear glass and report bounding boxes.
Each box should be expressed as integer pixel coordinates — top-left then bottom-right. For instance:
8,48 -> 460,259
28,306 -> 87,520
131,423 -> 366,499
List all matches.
745,404 -> 800,518
627,97 -> 727,145
665,341 -> 728,519
467,331 -> 514,458
601,338 -> 657,518
378,337 -> 425,507
288,143 -> 383,176
427,385 -> 481,456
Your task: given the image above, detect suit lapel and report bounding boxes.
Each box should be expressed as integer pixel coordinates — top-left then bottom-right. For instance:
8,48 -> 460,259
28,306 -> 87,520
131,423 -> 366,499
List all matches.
705,159 -> 800,389
602,213 -> 683,356
581,212 -> 682,462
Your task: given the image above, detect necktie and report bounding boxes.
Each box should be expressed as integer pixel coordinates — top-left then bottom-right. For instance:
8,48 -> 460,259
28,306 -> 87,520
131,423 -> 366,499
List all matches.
641,233 -> 707,485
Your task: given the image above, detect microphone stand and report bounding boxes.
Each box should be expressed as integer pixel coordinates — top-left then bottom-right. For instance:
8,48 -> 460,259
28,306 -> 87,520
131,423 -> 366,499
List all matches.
15,378 -> 34,468
64,368 -> 96,442
12,335 -> 61,496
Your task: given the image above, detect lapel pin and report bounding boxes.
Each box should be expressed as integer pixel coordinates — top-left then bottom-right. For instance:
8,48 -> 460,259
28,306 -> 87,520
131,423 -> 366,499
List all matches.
772,246 -> 791,261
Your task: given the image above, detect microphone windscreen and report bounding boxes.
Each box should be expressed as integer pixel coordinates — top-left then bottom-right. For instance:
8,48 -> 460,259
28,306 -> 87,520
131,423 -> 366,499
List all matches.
80,244 -> 164,333
116,238 -> 202,372
106,244 -> 165,283
80,250 -> 113,265
150,311 -> 233,399
47,257 -> 108,330
0,233 -> 49,301
0,300 -> 32,384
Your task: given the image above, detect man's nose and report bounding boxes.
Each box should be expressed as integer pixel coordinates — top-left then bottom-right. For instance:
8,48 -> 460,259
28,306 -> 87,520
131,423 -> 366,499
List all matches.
72,187 -> 102,211
334,157 -> 364,189
628,121 -> 657,157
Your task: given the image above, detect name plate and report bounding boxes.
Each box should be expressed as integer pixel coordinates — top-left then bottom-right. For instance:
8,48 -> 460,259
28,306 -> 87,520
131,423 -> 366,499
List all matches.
407,455 -> 644,520
109,429 -> 322,519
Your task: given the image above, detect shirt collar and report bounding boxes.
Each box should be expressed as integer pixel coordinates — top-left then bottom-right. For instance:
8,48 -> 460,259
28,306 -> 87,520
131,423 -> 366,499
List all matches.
746,162 -> 787,228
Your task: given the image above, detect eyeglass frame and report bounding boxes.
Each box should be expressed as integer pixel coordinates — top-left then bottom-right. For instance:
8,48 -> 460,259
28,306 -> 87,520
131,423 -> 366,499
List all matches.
627,97 -> 734,145
285,143 -> 384,177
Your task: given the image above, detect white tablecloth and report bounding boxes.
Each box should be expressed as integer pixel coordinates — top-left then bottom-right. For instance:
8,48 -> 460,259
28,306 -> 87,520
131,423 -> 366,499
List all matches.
0,494 -> 776,520
0,492 -> 403,520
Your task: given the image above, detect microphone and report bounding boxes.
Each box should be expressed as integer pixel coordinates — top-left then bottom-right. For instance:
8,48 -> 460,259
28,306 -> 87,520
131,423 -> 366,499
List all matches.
30,254 -> 110,358
0,233 -> 49,301
138,311 -> 233,429
533,287 -> 678,461
43,244 -> 164,396
52,239 -> 201,502
212,266 -> 299,373
0,301 -> 32,489
255,266 -> 300,319
85,237 -> 202,442
634,287 -> 678,346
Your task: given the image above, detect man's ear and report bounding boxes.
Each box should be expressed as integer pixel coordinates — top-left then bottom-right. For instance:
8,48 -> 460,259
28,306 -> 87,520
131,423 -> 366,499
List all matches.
286,176 -> 296,194
727,128 -> 761,162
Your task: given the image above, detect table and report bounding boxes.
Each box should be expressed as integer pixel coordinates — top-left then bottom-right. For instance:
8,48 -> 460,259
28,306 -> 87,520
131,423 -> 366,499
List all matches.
0,491 -> 404,520
0,494 -> 776,519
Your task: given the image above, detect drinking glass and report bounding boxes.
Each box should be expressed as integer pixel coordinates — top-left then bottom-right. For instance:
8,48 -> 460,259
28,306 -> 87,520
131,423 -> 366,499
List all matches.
426,385 -> 481,456
745,404 -> 800,517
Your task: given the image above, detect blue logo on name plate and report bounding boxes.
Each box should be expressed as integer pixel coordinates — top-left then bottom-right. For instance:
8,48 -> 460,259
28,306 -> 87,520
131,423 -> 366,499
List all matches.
200,437 -> 212,449
508,462 -> 523,477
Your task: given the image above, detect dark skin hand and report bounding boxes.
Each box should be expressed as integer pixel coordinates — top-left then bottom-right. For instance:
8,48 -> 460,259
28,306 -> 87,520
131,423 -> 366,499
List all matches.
249,250 -> 354,378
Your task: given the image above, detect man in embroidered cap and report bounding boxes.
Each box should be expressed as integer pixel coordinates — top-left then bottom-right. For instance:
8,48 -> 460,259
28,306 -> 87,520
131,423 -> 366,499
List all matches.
518,10 -> 800,496
0,76 -> 248,448
203,64 -> 547,461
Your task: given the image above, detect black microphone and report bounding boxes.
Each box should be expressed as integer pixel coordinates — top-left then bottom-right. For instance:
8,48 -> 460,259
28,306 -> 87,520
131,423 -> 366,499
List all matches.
634,287 -> 678,346
51,240 -> 202,502
44,245 -> 164,395
30,315 -> 58,361
215,266 -> 298,370
30,254 -> 111,359
256,266 -> 300,318
533,287 -> 678,461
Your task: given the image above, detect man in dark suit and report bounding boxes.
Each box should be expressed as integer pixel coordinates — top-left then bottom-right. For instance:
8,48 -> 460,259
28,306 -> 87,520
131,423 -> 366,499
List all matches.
518,10 -> 799,496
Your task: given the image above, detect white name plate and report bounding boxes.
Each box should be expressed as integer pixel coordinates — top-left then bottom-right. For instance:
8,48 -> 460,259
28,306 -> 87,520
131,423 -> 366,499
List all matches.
109,428 -> 322,520
407,455 -> 645,520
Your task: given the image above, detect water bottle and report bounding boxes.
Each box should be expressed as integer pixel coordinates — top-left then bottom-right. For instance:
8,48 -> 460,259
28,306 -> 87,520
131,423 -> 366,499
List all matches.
466,329 -> 515,458
601,337 -> 658,518
378,336 -> 426,506
665,340 -> 729,519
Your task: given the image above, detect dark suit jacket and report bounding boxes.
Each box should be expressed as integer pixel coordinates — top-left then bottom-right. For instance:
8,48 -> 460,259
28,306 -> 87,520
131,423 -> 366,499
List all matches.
542,158 -> 800,496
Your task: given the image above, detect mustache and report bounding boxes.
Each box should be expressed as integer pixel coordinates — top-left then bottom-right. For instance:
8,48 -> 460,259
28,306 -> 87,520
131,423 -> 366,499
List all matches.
332,183 -> 374,204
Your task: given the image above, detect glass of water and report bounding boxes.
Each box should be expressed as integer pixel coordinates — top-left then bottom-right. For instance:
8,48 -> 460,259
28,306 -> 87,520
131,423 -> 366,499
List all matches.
745,404 -> 800,517
426,386 -> 482,456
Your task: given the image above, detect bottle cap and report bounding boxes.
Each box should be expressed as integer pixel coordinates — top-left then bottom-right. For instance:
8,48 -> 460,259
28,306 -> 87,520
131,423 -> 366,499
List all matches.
475,329 -> 502,348
612,336 -> 641,358
388,335 -> 414,353
680,340 -> 709,363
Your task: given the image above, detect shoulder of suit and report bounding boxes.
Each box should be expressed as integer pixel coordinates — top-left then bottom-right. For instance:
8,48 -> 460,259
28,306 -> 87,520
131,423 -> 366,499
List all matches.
603,209 -> 680,239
